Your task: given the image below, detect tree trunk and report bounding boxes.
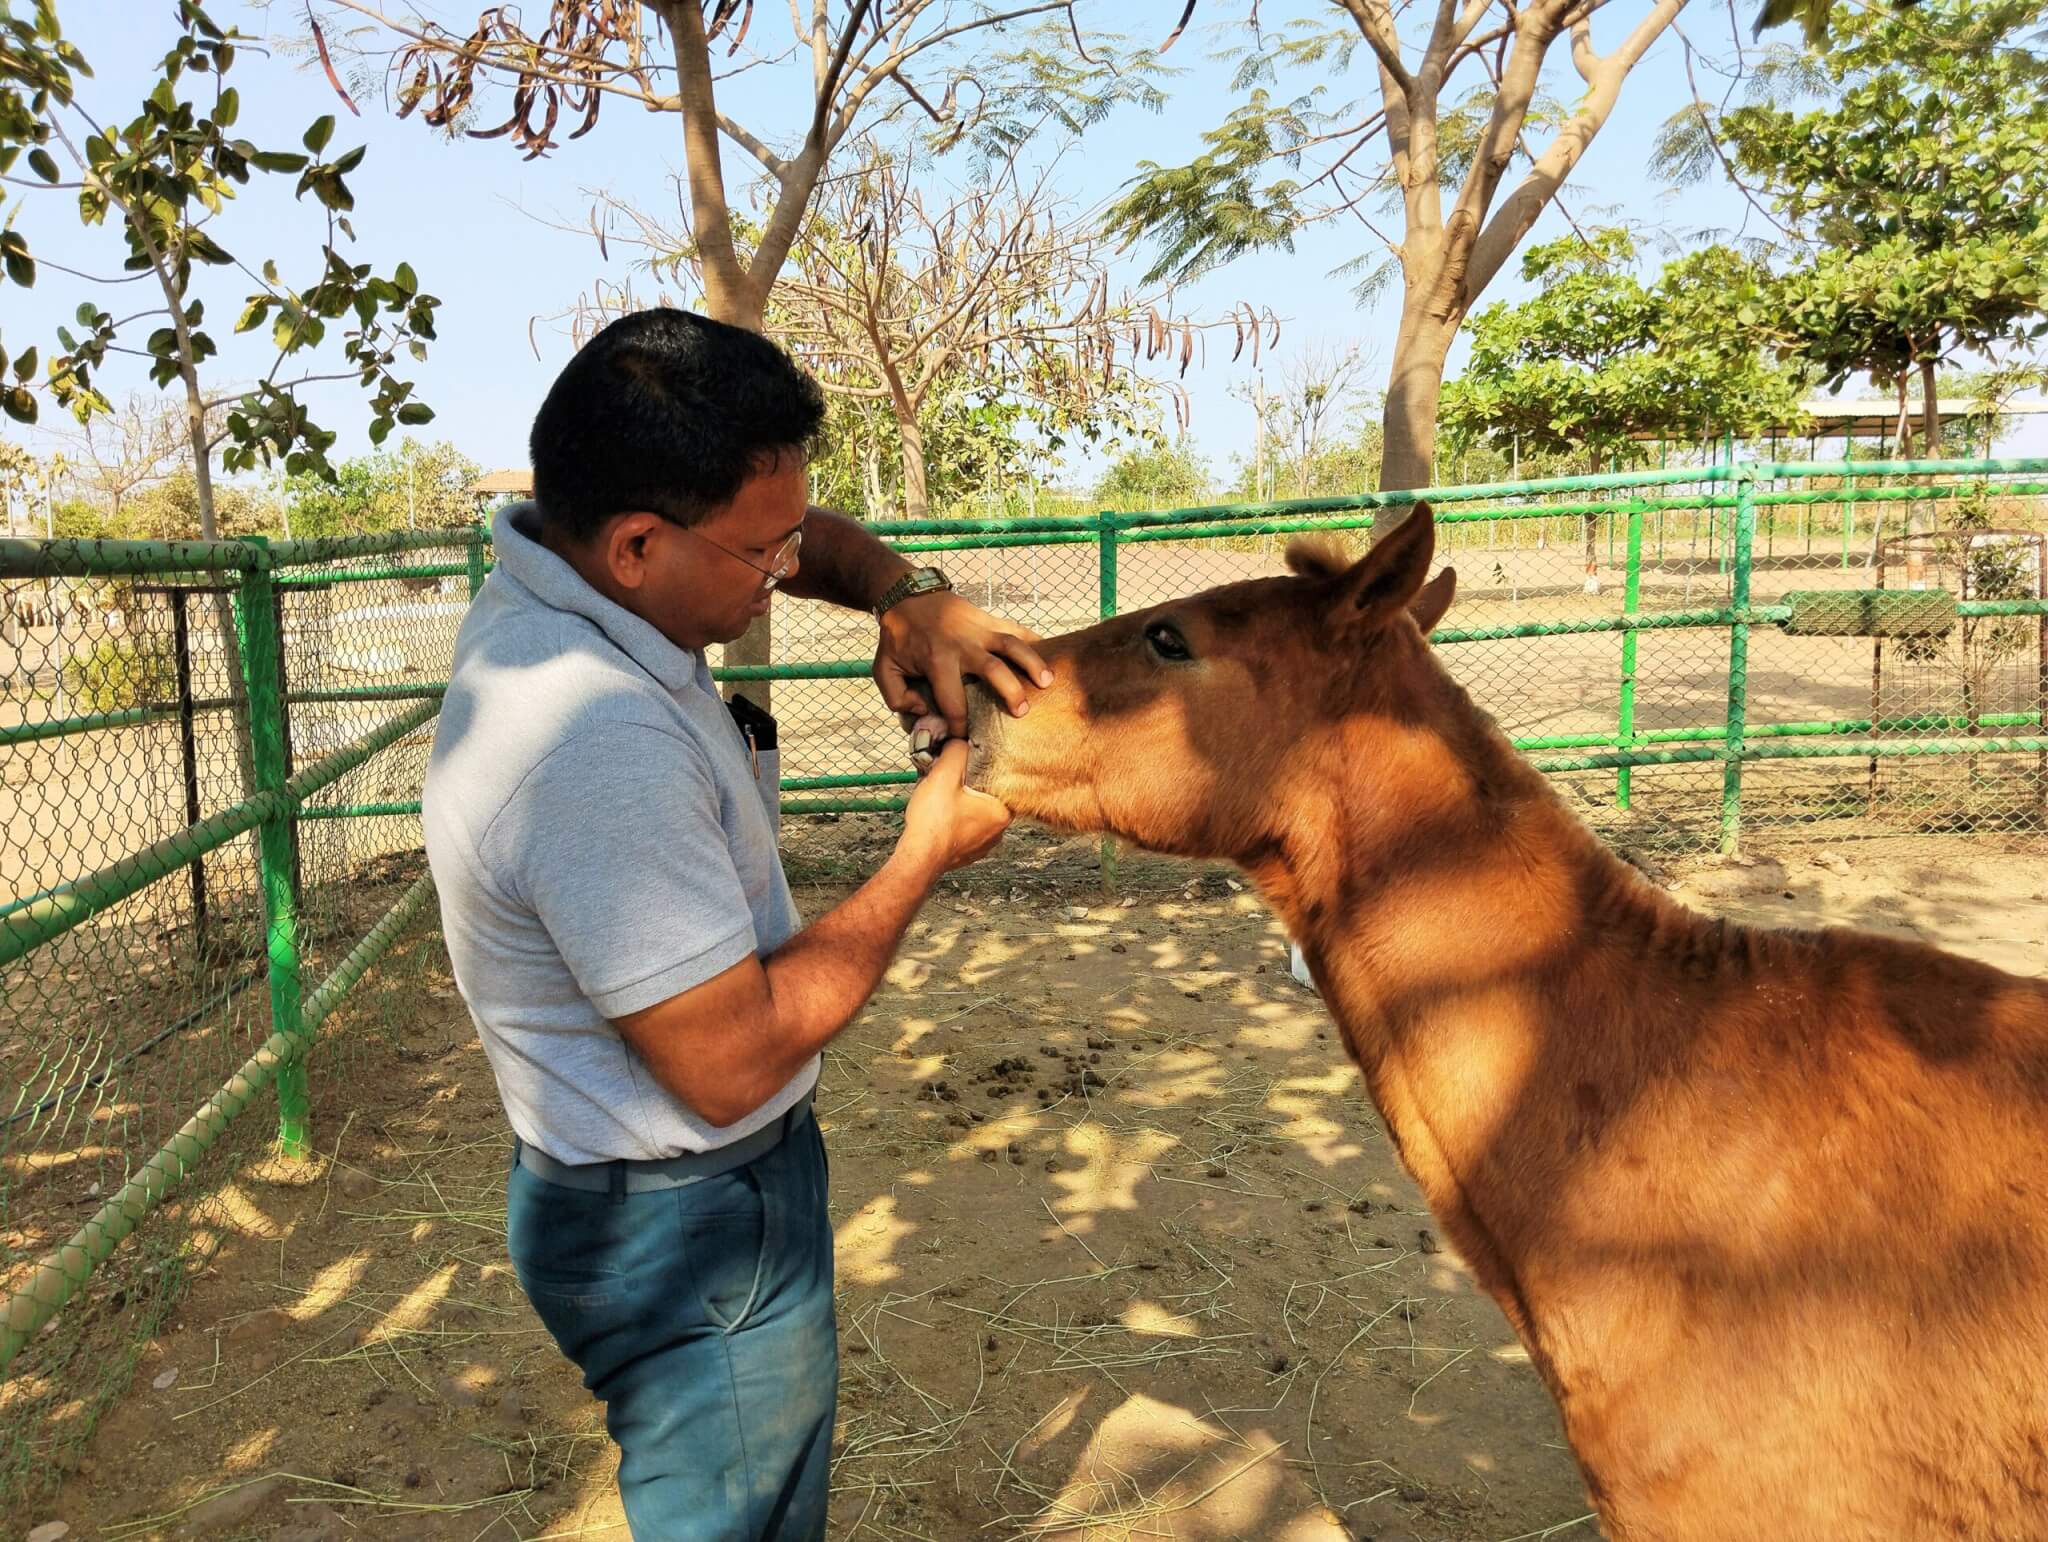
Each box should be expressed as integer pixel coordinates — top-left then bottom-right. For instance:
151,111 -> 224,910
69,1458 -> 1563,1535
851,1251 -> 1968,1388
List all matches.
1901,368 -> 1931,589
658,0 -> 776,708
662,0 -> 762,331
861,439 -> 888,520
1376,302 -> 1461,523
1583,453 -> 1602,597
1253,376 -> 1268,501
177,362 -> 259,818
1919,356 -> 1941,462
897,411 -> 930,521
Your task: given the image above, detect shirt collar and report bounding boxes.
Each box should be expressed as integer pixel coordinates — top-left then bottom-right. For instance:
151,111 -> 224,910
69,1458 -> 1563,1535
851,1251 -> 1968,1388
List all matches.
489,501 -> 713,697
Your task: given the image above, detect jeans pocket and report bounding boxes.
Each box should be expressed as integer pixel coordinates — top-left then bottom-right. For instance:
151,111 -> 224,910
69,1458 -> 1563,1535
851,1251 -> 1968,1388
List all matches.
506,1166 -> 633,1309
678,1166 -> 771,1333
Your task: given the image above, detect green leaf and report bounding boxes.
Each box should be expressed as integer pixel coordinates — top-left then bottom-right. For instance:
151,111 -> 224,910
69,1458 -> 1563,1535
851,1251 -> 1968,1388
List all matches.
309,173 -> 355,213
396,402 -> 434,426
393,261 -> 418,296
250,150 -> 307,174
181,1 -> 227,41
235,297 -> 269,333
3,386 -> 36,425
4,249 -> 35,287
27,148 -> 59,183
186,230 -> 232,265
75,302 -> 98,328
367,415 -> 391,445
273,311 -> 322,351
303,114 -> 334,154
14,346 -> 38,382
215,85 -> 238,126
332,145 -> 365,174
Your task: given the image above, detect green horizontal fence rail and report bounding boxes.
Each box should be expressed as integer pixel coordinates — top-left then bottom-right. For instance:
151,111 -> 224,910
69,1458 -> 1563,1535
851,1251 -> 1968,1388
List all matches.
3,459 -> 2045,1460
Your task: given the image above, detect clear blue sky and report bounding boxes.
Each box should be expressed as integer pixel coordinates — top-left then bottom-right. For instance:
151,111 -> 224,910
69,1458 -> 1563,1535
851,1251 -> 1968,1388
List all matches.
12,2 -> 2043,492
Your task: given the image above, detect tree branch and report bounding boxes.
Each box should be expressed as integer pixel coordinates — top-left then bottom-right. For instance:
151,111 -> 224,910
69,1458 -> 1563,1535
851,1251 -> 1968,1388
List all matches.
1338,0 -> 1414,94
1466,0 -> 1687,300
717,110 -> 787,177
741,0 -> 877,320
1671,22 -> 1791,240
808,0 -> 875,158
22,256 -> 154,285
827,0 -> 1083,148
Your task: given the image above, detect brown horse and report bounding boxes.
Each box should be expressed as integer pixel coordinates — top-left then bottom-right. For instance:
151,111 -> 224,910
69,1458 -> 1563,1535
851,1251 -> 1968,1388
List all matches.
959,504 -> 2048,1541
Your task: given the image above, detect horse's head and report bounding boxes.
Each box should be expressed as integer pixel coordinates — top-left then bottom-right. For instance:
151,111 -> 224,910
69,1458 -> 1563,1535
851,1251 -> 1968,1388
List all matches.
964,504 -> 1459,867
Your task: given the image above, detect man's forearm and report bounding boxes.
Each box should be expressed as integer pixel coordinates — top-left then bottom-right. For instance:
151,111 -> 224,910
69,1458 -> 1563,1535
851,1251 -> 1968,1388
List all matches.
756,846 -> 937,1067
777,507 -> 912,612
612,846 -> 945,1128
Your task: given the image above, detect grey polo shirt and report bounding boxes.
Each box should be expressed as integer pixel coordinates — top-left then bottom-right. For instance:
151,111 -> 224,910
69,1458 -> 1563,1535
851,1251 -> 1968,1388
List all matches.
422,502 -> 812,1162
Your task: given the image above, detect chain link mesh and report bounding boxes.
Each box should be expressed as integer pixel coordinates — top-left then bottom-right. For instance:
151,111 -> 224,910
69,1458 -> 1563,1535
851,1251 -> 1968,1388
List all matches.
748,467 -> 2047,854
4,464 -> 2045,1515
1740,467 -> 2047,844
1,534 -> 467,1511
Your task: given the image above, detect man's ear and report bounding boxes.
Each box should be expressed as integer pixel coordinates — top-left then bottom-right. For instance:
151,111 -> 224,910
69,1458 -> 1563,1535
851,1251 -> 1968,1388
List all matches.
601,512 -> 664,590
1333,503 -> 1437,631
1408,566 -> 1457,636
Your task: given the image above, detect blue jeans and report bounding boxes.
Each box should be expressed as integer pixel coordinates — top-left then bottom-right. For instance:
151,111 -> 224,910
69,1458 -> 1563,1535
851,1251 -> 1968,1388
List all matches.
506,1111 -> 838,1541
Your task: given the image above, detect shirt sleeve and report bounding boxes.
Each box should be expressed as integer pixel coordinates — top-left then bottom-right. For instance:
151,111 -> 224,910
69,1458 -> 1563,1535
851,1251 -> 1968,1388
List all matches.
481,720 -> 759,1018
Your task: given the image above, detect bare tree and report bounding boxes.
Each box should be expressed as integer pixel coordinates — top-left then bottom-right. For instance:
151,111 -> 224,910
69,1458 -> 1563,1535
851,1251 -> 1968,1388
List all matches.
1233,343 -> 1375,498
1110,0 -> 1688,504
575,135 -> 1268,517
326,0 -> 1169,702
53,392 -> 204,528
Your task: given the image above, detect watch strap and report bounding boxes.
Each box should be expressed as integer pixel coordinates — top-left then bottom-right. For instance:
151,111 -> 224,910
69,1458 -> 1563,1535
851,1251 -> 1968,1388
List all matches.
874,566 -> 952,617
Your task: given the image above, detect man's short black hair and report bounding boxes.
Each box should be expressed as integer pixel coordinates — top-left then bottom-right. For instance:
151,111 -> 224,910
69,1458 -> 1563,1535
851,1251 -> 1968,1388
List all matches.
529,308 -> 826,541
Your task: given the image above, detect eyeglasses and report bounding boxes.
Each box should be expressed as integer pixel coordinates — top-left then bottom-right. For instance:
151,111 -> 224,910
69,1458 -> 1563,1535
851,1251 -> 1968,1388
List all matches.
683,522 -> 803,593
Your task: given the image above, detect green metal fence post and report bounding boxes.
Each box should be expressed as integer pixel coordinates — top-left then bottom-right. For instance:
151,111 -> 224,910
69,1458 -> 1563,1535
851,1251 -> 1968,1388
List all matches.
466,523 -> 487,597
234,539 -> 310,1158
1097,511 -> 1119,893
1719,470 -> 1757,854
1618,501 -> 1645,808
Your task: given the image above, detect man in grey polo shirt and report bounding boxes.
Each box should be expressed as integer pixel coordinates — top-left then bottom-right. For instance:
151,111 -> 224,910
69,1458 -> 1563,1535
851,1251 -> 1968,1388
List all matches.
423,309 -> 1044,1541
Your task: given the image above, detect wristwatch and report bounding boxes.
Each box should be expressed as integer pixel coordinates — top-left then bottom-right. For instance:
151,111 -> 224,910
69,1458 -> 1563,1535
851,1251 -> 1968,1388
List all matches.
873,565 -> 952,618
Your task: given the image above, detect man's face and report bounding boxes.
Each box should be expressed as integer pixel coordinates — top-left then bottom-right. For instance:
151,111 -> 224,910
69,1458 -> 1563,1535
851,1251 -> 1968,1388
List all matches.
631,455 -> 807,652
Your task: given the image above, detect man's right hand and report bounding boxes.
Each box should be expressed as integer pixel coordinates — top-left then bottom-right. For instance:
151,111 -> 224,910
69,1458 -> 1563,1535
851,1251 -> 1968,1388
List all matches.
901,740 -> 1011,874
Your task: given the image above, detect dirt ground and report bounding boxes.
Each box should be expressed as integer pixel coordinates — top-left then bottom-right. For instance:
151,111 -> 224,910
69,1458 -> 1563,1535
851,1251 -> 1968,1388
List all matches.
12,821 -> 2046,1542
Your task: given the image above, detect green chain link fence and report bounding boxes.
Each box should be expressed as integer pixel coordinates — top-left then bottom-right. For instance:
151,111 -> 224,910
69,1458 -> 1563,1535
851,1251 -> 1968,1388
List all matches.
752,456 -> 2048,853
1,527 -> 476,1510
3,455 -> 2044,1512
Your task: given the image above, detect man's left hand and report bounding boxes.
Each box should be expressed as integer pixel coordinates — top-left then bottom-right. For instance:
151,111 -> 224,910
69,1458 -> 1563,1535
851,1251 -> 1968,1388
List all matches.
874,591 -> 1052,738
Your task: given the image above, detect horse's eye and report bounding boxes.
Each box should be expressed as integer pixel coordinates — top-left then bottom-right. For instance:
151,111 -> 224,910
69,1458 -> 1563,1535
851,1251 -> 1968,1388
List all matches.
1144,621 -> 1192,662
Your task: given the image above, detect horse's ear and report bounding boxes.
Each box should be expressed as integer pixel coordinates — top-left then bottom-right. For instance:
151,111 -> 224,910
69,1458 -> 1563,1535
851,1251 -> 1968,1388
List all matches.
1408,566 -> 1457,637
1334,503 -> 1436,630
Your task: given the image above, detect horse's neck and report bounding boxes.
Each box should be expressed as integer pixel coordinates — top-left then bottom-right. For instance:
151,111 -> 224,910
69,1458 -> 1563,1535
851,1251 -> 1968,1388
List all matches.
1276,676 -> 1675,1013
1256,680 -> 1708,1278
